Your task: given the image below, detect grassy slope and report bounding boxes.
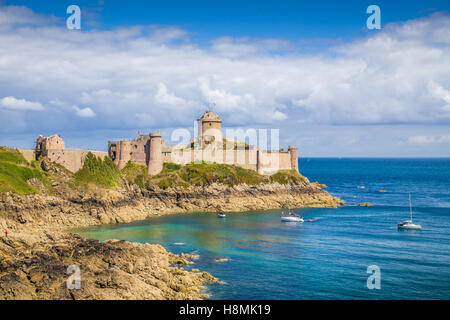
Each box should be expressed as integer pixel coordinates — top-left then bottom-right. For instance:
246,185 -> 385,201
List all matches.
123,161 -> 307,190
0,147 -> 46,194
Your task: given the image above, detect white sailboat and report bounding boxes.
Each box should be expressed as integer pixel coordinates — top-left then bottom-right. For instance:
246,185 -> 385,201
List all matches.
398,193 -> 422,230
281,185 -> 304,222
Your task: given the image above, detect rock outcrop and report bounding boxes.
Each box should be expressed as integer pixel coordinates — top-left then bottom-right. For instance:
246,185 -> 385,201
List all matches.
0,232 -> 216,300
0,182 -> 343,233
357,202 -> 372,207
0,180 -> 342,300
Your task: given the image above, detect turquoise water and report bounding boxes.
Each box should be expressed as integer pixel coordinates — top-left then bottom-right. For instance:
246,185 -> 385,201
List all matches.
77,158 -> 450,299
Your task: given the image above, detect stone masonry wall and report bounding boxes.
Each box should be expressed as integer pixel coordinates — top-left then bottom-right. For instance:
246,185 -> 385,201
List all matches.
46,149 -> 108,173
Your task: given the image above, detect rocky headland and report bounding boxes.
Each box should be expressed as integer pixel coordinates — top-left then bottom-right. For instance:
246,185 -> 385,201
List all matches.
0,148 -> 343,300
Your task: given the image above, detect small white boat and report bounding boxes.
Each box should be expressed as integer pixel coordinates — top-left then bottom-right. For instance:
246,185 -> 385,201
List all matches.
281,214 -> 304,222
281,185 -> 304,223
218,213 -> 226,218
398,193 -> 422,230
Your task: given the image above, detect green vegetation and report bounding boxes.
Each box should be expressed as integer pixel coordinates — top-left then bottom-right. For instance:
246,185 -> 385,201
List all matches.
177,161 -> 265,186
74,152 -> 121,188
270,170 -> 308,185
121,161 -> 150,188
0,147 -> 46,194
0,147 -> 28,164
0,146 -> 308,194
121,160 -> 306,190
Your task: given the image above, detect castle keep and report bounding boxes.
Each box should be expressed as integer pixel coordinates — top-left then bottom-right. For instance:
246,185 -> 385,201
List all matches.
20,111 -> 299,175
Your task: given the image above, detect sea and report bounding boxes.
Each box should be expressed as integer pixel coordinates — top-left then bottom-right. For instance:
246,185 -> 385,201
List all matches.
76,158 -> 450,299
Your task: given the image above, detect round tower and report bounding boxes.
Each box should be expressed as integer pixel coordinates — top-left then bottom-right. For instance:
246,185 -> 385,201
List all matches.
117,140 -> 131,169
198,110 -> 222,144
256,149 -> 262,174
148,131 -> 163,175
288,145 -> 299,172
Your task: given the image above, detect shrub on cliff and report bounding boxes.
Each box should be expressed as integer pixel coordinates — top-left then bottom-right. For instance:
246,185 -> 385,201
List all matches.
122,160 -> 308,190
0,147 -> 46,194
180,161 -> 265,186
121,161 -> 150,188
74,152 -> 121,188
146,161 -> 265,188
270,170 -> 308,184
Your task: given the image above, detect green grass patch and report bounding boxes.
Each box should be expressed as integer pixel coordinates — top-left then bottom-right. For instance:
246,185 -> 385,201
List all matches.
122,161 -> 307,189
0,147 -> 45,194
74,152 -> 121,188
0,147 -> 29,164
270,170 -> 308,184
148,161 -> 266,188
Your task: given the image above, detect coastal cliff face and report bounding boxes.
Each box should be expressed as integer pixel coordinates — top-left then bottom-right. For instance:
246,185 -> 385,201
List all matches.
0,181 -> 341,300
0,181 -> 342,233
0,149 -> 343,300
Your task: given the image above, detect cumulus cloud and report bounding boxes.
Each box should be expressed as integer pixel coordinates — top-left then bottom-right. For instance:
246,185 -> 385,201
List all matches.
74,106 -> 96,118
272,111 -> 288,121
155,83 -> 187,106
0,96 -> 44,111
0,5 -> 449,155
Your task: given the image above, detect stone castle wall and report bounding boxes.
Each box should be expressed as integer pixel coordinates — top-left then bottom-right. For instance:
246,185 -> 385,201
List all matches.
45,149 -> 108,173
27,111 -> 299,175
18,149 -> 35,162
110,110 -> 300,176
19,147 -> 107,173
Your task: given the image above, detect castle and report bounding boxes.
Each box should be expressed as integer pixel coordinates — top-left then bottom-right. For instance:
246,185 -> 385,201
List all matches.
20,111 -> 299,175
108,111 -> 298,175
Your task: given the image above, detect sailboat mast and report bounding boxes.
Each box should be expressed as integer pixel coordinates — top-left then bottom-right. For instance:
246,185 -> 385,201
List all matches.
288,185 -> 291,212
409,193 -> 413,222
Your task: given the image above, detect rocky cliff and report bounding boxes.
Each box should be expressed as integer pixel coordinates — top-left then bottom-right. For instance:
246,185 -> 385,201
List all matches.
0,151 -> 343,300
0,181 -> 342,233
0,232 -> 216,300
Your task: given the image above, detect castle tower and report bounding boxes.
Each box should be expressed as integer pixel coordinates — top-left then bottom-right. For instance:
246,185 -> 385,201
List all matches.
198,110 -> 222,145
35,134 -> 65,159
117,140 -> 131,169
148,130 -> 163,175
256,150 -> 262,174
288,145 -> 299,172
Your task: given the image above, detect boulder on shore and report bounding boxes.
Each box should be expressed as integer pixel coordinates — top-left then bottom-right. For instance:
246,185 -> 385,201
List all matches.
357,202 -> 372,207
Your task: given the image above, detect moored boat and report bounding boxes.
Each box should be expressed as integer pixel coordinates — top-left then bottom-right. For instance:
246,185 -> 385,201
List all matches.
281,185 -> 304,223
398,193 -> 422,230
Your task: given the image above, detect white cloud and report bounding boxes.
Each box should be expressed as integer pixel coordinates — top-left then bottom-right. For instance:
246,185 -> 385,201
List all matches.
408,135 -> 450,144
428,80 -> 450,111
408,136 -> 436,144
0,5 -> 58,27
272,111 -> 287,121
0,96 -> 44,110
0,6 -> 449,131
73,106 -> 96,118
155,83 -> 186,106
0,6 -> 449,156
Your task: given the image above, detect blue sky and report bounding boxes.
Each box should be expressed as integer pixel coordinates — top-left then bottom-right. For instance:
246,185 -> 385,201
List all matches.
6,0 -> 449,39
0,1 -> 450,156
